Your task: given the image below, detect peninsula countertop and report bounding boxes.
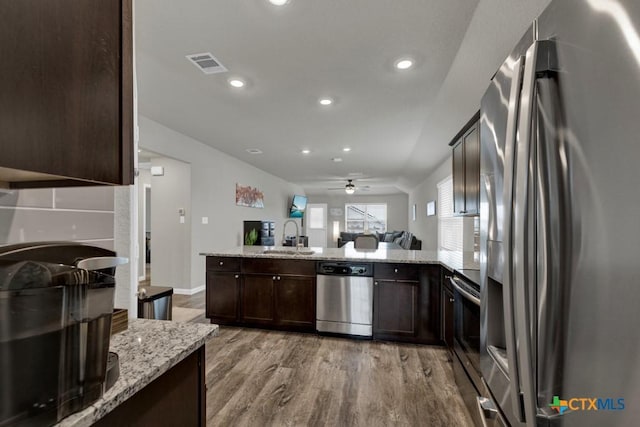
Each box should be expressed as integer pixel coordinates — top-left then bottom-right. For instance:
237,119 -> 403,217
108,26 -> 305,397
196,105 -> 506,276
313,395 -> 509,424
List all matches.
200,244 -> 479,271
57,319 -> 219,427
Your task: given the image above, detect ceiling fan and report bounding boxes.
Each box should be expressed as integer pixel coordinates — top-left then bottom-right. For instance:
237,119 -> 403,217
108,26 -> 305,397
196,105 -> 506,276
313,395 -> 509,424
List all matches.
328,179 -> 368,194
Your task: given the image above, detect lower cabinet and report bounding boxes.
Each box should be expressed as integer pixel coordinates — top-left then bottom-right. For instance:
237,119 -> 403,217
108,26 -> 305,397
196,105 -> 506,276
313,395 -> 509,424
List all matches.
374,279 -> 419,339
372,263 -> 440,344
206,257 -> 316,332
241,274 -> 275,324
206,271 -> 240,323
274,275 -> 315,329
442,277 -> 455,354
94,346 -> 205,426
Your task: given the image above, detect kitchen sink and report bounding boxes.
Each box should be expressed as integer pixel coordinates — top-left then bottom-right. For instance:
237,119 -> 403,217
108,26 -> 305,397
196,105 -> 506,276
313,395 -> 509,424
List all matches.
262,249 -> 315,255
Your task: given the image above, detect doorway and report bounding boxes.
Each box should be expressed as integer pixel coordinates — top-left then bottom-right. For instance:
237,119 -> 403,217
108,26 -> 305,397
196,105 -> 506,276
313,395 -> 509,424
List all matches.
306,203 -> 327,247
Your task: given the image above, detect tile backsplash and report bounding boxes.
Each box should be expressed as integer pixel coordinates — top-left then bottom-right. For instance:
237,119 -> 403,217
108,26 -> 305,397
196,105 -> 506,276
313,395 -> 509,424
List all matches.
0,187 -> 115,250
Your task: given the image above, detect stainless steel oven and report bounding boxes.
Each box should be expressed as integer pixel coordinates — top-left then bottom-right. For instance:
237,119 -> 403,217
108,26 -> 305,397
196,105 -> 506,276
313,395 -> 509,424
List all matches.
449,271 -> 486,425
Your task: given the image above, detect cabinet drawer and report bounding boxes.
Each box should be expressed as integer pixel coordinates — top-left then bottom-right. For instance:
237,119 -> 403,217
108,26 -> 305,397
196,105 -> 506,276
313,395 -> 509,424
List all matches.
374,263 -> 420,281
242,258 -> 315,276
206,256 -> 241,272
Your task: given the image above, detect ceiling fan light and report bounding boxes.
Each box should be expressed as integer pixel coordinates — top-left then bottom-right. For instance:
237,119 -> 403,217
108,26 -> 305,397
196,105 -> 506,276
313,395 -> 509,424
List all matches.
345,180 -> 356,194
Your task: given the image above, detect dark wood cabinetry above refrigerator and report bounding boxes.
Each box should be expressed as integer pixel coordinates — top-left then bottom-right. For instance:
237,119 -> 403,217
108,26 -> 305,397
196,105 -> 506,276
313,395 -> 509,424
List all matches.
450,112 -> 480,216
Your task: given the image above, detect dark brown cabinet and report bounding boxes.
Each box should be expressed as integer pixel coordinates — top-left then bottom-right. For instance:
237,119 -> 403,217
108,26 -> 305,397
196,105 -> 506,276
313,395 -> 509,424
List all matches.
452,116 -> 480,216
206,257 -> 316,332
373,263 -> 440,344
441,269 -> 455,354
205,257 -> 241,324
0,0 -> 133,187
274,275 -> 315,329
374,279 -> 419,339
241,274 -> 276,324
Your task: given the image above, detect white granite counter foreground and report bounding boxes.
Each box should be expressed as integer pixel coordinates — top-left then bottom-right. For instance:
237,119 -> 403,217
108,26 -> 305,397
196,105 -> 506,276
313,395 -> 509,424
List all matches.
200,245 -> 479,271
57,319 -> 219,427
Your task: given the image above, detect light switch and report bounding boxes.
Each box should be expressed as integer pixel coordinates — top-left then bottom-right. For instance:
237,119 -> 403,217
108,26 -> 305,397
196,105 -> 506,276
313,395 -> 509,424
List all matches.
180,216 -> 185,224
202,217 -> 209,224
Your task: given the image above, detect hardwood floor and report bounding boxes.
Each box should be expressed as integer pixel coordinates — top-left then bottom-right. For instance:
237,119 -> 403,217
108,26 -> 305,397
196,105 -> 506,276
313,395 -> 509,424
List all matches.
174,292 -> 474,426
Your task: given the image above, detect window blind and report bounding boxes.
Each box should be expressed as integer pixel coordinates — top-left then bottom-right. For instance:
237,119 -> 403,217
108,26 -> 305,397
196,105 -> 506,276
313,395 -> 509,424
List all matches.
438,176 -> 464,253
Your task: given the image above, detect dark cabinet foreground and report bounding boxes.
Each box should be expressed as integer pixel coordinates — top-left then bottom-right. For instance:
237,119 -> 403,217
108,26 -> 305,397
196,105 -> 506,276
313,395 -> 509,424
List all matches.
242,274 -> 276,324
274,275 -> 315,329
0,0 -> 133,187
451,114 -> 480,216
94,346 -> 205,427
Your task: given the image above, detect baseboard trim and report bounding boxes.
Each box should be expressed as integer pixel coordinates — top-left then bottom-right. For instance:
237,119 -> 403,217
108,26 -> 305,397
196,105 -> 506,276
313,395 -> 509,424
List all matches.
173,285 -> 205,296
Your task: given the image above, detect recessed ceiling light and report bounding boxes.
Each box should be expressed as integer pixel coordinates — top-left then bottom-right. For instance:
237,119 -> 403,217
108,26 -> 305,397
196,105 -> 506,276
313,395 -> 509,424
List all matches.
268,0 -> 289,5
229,78 -> 245,88
342,147 -> 351,152
246,148 -> 263,154
395,58 -> 414,70
319,98 -> 333,106
332,157 -> 343,162
301,149 -> 311,154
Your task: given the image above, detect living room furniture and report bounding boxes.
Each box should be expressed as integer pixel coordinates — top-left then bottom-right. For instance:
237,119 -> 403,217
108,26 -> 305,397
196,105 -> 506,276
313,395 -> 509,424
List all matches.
354,234 -> 379,249
338,231 -> 421,250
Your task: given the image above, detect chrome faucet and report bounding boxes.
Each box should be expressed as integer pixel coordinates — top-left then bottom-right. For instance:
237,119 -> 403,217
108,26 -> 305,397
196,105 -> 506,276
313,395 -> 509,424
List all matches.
282,219 -> 300,249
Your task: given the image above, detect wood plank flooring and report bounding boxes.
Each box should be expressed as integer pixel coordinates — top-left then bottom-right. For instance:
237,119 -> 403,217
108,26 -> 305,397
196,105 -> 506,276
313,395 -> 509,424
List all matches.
172,291 -> 474,426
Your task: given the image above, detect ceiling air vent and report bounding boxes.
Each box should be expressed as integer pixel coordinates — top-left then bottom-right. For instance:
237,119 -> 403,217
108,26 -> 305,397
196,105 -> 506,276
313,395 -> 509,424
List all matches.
186,52 -> 228,74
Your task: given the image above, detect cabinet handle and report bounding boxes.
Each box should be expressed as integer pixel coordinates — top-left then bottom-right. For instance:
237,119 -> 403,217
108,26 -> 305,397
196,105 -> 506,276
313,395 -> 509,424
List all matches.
219,261 -> 224,266
444,275 -> 452,279
272,276 -> 277,280
394,268 -> 398,273
449,298 -> 455,303
234,274 -> 239,279
277,276 -> 281,281
374,281 -> 378,286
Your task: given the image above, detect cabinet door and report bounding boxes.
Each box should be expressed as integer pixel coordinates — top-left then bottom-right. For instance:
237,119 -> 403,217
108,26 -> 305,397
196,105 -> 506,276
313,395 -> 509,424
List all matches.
206,271 -> 239,323
463,123 -> 480,215
274,275 -> 315,330
374,280 -> 419,340
241,274 -> 275,324
452,139 -> 466,215
442,285 -> 455,353
0,0 -> 133,186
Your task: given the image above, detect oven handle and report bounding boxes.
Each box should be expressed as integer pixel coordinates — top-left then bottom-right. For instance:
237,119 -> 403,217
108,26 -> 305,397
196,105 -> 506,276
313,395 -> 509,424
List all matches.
449,276 -> 480,307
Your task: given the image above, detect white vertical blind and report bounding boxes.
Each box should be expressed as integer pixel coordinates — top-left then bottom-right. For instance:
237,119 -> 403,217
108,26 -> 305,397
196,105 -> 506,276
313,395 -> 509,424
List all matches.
438,176 -> 464,252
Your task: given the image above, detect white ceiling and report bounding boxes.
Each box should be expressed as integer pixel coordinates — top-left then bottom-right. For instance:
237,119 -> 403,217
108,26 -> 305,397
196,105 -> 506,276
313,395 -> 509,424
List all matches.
135,0 -> 551,195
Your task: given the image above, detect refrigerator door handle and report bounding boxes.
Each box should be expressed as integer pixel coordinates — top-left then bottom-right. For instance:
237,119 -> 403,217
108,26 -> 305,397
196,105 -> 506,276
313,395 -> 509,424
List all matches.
514,39 -> 557,427
501,55 -> 526,423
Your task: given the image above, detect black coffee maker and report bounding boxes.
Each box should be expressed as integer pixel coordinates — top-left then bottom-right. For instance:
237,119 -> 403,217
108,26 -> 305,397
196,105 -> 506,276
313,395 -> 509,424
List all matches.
0,242 -> 127,426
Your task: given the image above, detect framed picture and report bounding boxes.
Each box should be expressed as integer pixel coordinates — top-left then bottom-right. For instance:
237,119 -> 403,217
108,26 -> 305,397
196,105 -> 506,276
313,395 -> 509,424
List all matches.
426,200 -> 436,216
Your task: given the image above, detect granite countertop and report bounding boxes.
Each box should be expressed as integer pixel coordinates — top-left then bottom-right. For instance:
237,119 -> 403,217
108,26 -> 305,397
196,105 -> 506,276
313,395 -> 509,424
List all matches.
200,244 -> 480,271
57,319 -> 219,427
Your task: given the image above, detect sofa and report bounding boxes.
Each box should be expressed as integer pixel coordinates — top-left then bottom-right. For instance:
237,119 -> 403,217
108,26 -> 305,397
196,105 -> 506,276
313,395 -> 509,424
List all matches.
337,231 -> 422,250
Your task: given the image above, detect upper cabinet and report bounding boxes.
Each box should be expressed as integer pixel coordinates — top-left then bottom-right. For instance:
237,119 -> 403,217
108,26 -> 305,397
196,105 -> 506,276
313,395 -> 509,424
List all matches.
451,112 -> 480,216
0,0 -> 133,188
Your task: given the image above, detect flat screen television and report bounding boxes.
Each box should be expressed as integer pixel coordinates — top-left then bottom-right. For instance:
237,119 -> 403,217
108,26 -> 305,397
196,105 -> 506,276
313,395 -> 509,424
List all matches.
289,195 -> 307,218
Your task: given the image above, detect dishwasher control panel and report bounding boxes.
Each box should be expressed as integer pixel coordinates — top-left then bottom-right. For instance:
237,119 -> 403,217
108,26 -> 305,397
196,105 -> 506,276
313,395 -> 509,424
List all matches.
316,262 -> 373,277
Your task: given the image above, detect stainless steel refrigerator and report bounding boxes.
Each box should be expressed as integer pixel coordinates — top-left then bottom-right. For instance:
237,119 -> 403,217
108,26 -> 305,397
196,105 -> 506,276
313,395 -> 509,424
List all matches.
479,0 -> 640,426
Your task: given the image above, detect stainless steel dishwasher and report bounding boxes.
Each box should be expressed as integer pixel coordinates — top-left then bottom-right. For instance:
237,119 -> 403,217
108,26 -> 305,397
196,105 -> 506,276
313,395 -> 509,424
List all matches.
316,261 -> 374,337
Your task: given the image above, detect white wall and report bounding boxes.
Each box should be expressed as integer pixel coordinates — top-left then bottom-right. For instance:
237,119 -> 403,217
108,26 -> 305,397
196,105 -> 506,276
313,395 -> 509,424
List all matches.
138,115 -> 305,291
150,157 -> 192,293
307,193 -> 409,247
408,158 -> 451,251
137,169 -> 151,278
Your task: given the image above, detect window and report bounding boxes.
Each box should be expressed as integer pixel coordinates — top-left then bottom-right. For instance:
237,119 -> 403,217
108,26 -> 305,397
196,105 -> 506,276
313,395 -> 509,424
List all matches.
438,176 -> 464,252
345,204 -> 387,233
